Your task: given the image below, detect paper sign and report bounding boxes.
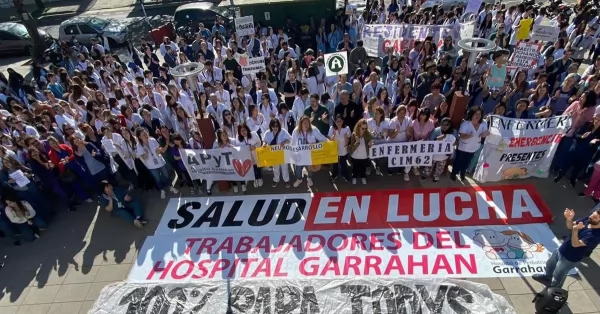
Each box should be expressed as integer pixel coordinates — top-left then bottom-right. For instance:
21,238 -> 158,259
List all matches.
487,64 -> 507,89
516,18 -> 533,40
240,56 -> 266,75
324,52 -> 348,77
460,22 -> 476,39
363,35 -> 384,57
465,0 -> 483,14
9,170 -> 30,188
531,25 -> 559,42
235,16 -> 254,37
509,41 -> 541,68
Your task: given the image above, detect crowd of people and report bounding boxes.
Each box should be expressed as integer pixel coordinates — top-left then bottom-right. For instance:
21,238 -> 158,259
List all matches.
0,0 -> 599,249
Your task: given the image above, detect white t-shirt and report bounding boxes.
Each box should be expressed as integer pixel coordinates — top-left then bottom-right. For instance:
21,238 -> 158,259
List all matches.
388,116 -> 412,142
135,137 -> 166,170
234,131 -> 262,164
433,134 -> 457,161
351,138 -> 369,159
458,121 -> 488,153
328,126 -> 350,156
303,76 -> 319,95
367,118 -> 390,141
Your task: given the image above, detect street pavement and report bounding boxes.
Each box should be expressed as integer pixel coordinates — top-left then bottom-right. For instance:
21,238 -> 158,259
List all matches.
0,172 -> 600,313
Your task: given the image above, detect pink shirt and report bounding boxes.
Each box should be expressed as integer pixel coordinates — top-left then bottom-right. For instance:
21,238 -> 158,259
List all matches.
564,101 -> 595,137
411,119 -> 435,140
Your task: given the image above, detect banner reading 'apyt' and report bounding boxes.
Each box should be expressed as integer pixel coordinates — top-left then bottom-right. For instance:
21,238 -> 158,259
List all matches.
181,147 -> 256,181
255,142 -> 338,167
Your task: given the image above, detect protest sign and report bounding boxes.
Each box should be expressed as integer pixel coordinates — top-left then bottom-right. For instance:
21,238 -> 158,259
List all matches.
370,140 -> 455,167
363,35 -> 384,57
460,21 -> 476,39
90,278 -> 516,314
509,41 -> 541,68
362,24 -> 453,54
516,18 -> 533,40
234,16 -> 254,37
474,115 -> 572,182
239,55 -> 266,74
531,24 -> 559,42
181,147 -> 256,181
255,142 -> 338,167
465,0 -> 483,14
324,52 -> 349,77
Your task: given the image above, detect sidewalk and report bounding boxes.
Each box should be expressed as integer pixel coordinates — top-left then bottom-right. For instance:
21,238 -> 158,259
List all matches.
0,0 -> 195,23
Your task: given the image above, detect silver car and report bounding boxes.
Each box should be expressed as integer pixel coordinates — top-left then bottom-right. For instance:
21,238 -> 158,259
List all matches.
421,0 -> 495,10
58,16 -> 128,46
0,22 -> 52,55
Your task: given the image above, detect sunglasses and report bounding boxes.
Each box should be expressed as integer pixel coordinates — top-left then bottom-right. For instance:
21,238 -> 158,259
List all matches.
360,127 -> 367,131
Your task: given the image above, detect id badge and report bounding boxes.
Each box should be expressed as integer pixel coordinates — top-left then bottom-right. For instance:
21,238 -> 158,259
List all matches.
153,158 -> 159,165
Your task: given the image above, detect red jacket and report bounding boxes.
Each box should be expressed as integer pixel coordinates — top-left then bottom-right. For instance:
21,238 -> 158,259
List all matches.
47,144 -> 75,174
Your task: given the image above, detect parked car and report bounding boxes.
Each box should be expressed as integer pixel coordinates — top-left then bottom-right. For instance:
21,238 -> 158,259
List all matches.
173,2 -> 232,30
58,16 -> 132,47
0,22 -> 53,55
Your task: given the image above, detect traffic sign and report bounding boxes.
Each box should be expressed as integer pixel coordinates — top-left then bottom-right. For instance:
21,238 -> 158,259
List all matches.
324,52 -> 348,77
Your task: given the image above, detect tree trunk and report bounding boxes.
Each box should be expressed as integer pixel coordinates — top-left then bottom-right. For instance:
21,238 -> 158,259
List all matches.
12,0 -> 46,63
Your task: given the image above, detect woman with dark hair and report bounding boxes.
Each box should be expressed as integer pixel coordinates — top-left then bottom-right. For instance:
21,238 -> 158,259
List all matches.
4,195 -> 46,242
367,106 -> 391,176
423,117 -> 457,182
235,123 -> 263,189
452,106 -> 490,181
70,135 -> 111,190
262,119 -> 292,187
554,114 -> 600,186
552,91 -> 598,171
407,107 -> 434,180
171,134 -> 198,193
206,129 -> 236,195
277,102 -> 295,134
328,114 -> 351,182
135,127 -> 178,198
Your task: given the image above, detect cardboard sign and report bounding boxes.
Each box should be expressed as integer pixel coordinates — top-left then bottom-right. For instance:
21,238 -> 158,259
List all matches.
235,16 -> 254,37
531,25 -> 560,42
509,41 -> 541,68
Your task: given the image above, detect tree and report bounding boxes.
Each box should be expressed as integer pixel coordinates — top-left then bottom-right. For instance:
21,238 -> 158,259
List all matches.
34,0 -> 45,11
13,0 -> 46,62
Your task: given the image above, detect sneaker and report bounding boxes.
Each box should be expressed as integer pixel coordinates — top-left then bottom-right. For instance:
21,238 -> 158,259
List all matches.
139,219 -> 148,224
272,181 -> 278,187
285,182 -> 290,188
553,175 -> 562,183
293,179 -> 302,187
253,180 -> 258,188
366,167 -> 371,175
375,169 -> 382,176
34,233 -> 40,239
169,187 -> 179,194
388,171 -> 393,176
361,178 -> 367,184
160,190 -> 166,199
352,178 -> 357,184
307,178 -> 313,187
433,177 -> 440,182
532,274 -> 551,287
85,198 -> 93,203
133,219 -> 143,228
241,184 -> 247,192
420,175 -> 427,181
233,186 -> 239,193
413,168 -> 420,176
404,173 -> 410,181
258,178 -> 263,187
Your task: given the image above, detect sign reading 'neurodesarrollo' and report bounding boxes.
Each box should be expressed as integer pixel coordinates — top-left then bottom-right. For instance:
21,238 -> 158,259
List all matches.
89,278 -> 516,314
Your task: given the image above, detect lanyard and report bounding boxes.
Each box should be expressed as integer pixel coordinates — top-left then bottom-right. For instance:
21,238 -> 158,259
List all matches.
301,131 -> 308,143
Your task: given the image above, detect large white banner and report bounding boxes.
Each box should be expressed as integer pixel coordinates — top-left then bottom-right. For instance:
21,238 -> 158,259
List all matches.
370,140 -> 455,167
474,115 -> 572,182
362,24 -> 454,54
129,224 -> 558,282
90,278 -> 516,314
182,147 -> 256,181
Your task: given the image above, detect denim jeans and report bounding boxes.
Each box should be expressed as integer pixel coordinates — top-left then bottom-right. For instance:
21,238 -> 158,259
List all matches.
451,150 -> 475,177
111,201 -> 144,223
148,165 -> 171,190
294,165 -> 312,180
331,155 -> 350,180
14,216 -> 47,242
544,250 -> 578,288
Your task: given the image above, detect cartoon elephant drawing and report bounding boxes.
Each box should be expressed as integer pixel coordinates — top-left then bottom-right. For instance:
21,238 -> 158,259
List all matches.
501,230 -> 544,259
472,229 -> 510,259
